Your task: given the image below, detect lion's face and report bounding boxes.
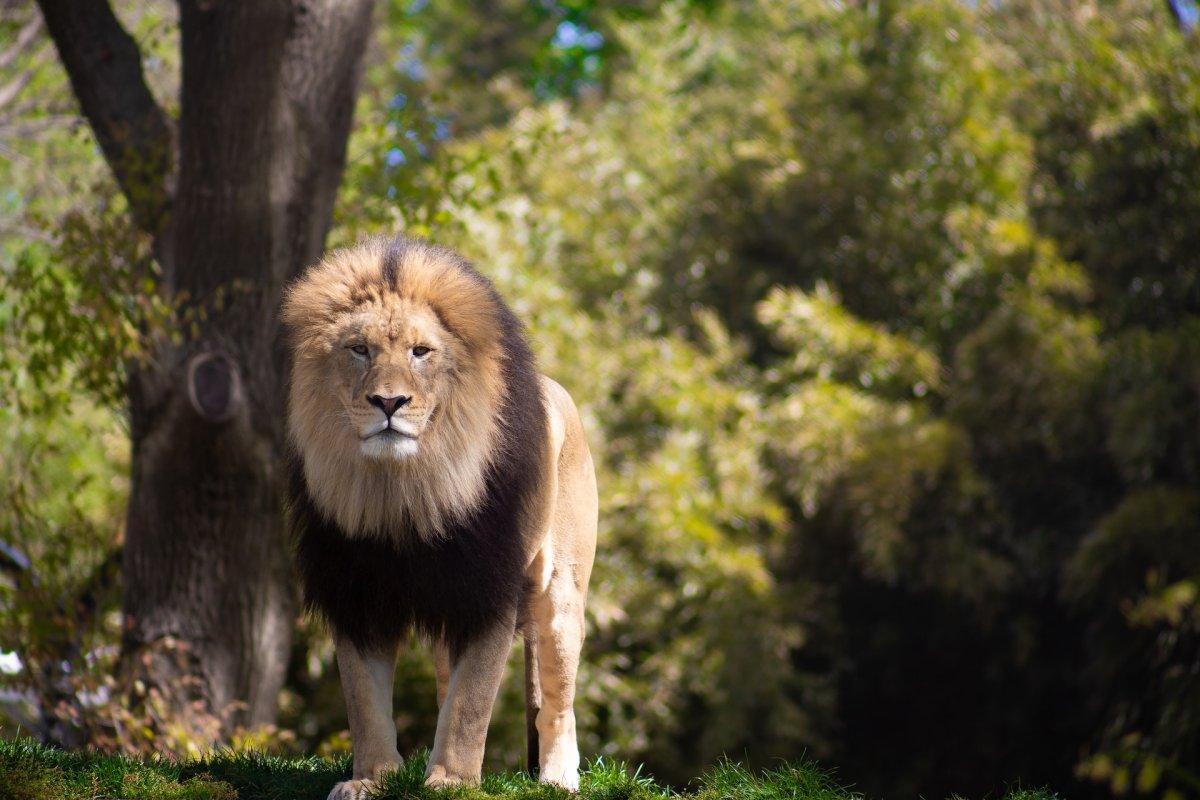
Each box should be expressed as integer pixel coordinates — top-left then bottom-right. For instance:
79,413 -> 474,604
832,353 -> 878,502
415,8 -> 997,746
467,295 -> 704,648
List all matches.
282,237 -> 508,538
332,301 -> 455,460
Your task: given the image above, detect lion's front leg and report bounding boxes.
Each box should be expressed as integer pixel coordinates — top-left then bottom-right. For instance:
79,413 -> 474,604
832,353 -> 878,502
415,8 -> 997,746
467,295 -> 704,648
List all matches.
425,613 -> 516,787
328,635 -> 402,800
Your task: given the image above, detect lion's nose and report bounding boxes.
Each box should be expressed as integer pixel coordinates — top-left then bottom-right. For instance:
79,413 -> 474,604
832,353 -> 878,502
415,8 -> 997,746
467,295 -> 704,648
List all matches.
368,394 -> 412,417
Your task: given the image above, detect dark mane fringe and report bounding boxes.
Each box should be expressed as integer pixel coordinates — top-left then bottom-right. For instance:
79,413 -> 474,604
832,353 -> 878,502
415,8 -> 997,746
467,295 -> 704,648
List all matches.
288,239 -> 548,656
379,237 -> 404,288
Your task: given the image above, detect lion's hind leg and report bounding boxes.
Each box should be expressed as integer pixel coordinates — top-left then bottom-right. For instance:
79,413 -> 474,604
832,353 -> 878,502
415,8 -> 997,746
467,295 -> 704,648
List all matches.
530,376 -> 598,792
530,569 -> 587,791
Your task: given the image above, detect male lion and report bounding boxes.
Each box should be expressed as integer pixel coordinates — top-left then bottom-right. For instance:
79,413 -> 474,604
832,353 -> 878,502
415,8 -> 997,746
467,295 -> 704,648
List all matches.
282,237 -> 598,799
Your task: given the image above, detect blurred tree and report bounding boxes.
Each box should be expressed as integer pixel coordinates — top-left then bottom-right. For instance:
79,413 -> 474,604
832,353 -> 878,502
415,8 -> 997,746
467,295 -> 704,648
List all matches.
999,4 -> 1200,794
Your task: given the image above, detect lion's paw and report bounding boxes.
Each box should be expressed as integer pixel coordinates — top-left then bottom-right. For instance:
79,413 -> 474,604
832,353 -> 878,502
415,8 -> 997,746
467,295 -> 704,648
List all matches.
327,779 -> 379,800
425,764 -> 478,789
539,767 -> 580,793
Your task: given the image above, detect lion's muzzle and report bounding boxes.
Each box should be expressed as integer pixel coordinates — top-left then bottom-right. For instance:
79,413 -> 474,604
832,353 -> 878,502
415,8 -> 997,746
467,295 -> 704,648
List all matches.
367,393 -> 412,417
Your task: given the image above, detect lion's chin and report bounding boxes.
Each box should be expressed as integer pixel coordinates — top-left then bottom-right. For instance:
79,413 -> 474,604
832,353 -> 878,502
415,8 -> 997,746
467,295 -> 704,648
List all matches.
360,432 -> 420,460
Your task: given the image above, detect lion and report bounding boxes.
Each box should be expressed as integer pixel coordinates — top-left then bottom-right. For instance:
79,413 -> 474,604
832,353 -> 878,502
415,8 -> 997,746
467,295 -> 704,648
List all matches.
281,236 -> 598,799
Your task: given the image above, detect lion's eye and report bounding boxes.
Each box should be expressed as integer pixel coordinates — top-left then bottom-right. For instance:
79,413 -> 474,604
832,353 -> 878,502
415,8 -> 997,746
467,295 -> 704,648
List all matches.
349,344 -> 369,357
412,346 -> 432,358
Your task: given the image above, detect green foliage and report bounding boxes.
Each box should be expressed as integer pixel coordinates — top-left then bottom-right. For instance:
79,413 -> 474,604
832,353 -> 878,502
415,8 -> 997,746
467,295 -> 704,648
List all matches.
757,285 -> 941,399
1104,321 -> 1200,485
1066,488 -> 1200,798
1004,0 -> 1200,330
1,203 -> 164,409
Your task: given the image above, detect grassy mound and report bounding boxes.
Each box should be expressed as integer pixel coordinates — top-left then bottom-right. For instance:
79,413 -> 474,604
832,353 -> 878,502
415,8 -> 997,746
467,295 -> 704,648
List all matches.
0,738 -> 1059,800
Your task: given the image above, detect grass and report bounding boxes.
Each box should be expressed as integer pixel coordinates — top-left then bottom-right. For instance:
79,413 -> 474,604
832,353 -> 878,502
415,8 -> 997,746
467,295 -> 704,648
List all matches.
0,738 -> 1061,800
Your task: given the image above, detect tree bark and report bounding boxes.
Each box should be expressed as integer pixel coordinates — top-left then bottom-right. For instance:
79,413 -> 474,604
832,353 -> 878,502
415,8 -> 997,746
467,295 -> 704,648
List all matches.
37,0 -> 375,733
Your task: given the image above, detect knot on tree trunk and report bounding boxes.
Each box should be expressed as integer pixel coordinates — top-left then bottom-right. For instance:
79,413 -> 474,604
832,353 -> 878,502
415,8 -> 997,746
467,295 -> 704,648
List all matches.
186,352 -> 243,423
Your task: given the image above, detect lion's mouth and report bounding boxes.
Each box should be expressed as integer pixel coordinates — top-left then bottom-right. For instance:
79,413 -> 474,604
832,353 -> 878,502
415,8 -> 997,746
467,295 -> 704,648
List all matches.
362,425 -> 418,442
358,422 -> 421,461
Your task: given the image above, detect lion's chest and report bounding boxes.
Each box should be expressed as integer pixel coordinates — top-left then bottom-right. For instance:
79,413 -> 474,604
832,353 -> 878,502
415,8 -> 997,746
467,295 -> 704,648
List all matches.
292,461 -> 533,655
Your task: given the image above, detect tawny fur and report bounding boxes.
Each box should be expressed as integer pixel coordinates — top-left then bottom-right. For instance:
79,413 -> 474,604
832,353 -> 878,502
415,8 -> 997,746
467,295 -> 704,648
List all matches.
282,237 -> 598,794
282,237 -> 506,539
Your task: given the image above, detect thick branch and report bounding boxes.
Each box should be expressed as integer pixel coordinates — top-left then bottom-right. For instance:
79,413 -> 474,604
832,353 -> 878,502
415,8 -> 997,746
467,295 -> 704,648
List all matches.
35,0 -> 172,237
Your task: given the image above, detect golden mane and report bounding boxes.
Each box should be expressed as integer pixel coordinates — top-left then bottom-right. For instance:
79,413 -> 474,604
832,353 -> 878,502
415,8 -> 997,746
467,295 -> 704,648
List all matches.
281,237 -> 509,540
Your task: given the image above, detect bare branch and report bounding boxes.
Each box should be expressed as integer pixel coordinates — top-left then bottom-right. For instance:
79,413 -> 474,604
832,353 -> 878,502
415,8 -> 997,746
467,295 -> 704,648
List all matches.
0,14 -> 42,72
34,0 -> 173,237
0,69 -> 31,111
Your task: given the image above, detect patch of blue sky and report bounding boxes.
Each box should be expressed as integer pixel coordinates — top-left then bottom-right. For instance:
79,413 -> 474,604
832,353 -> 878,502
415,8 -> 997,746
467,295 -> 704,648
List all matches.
403,59 -> 427,82
1169,0 -> 1199,31
552,20 -> 604,51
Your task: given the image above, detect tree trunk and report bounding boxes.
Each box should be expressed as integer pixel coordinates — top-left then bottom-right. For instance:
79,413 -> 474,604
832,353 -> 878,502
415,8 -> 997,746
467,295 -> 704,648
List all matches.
38,0 -> 375,734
